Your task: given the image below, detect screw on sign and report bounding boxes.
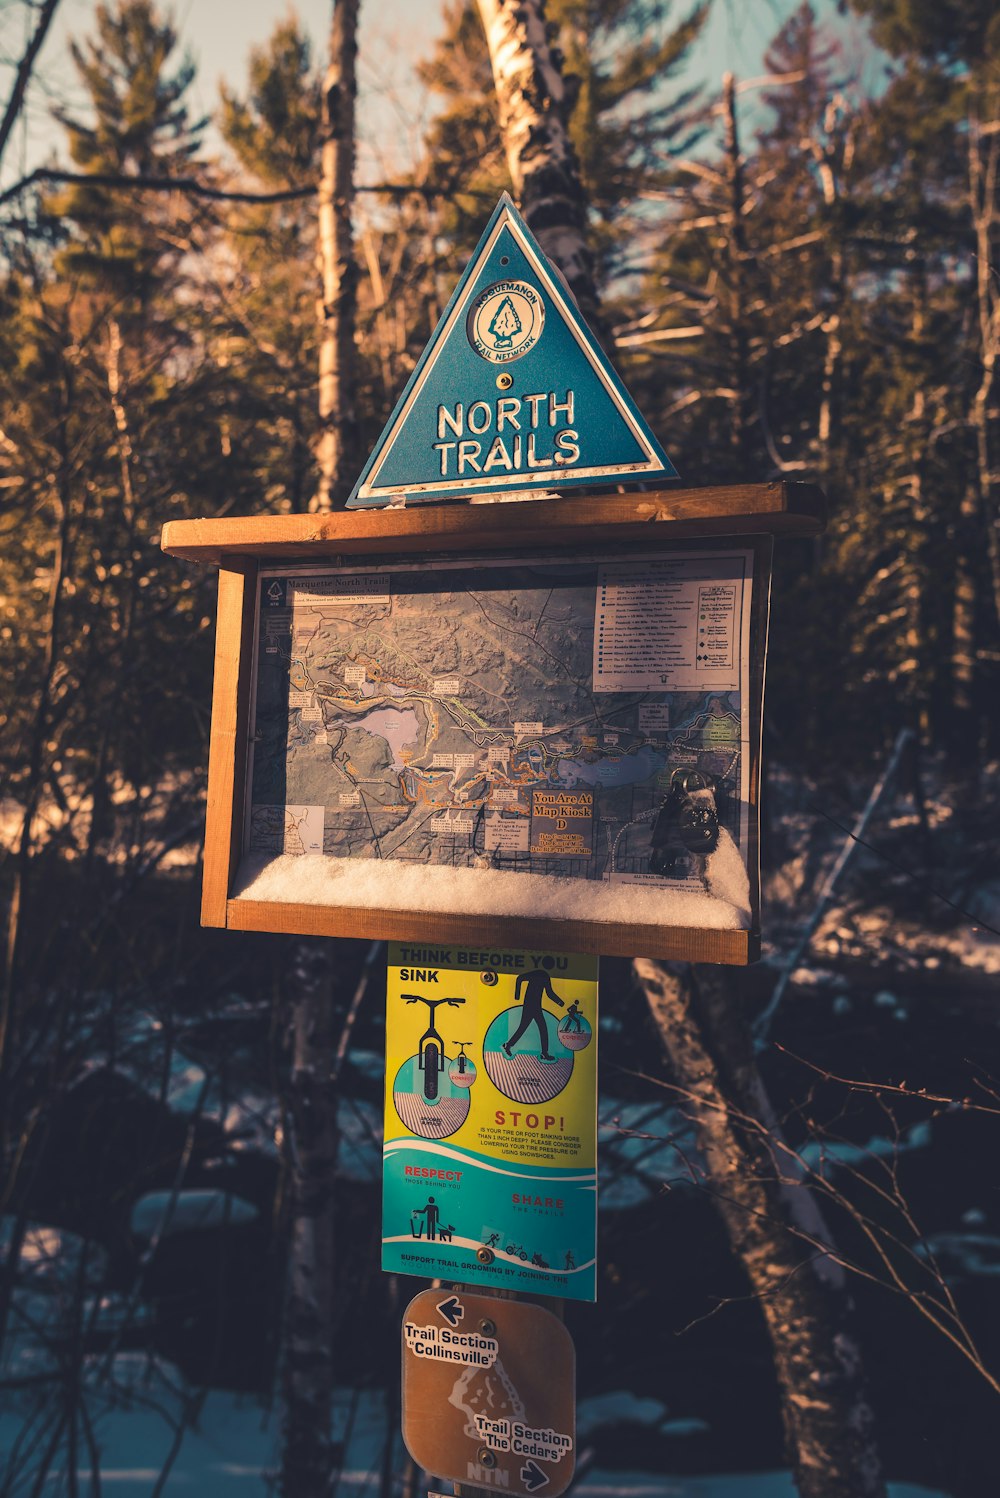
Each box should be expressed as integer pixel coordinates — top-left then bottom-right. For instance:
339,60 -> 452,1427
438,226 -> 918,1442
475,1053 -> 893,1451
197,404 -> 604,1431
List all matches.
401,1289 -> 575,1496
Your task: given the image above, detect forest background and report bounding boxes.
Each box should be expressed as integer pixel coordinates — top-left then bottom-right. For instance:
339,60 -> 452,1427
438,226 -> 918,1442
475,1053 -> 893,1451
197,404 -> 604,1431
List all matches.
1,1 -> 999,1496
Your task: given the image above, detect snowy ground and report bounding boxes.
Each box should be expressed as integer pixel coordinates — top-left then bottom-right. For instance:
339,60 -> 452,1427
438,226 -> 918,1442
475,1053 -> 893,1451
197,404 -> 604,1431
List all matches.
0,1374 -> 949,1496
3,762 -> 995,1495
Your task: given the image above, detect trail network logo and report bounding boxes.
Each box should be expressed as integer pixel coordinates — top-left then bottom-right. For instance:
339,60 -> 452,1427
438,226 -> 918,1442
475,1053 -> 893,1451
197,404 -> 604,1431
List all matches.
468,280 -> 544,363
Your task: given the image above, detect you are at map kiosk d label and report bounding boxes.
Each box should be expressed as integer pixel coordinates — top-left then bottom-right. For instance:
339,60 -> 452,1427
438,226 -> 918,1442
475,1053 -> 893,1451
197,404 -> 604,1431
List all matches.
382,943 -> 598,1302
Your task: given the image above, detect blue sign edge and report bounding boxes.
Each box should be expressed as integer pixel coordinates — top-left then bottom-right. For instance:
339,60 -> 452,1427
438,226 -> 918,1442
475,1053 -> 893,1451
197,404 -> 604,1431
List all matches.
346,192 -> 678,508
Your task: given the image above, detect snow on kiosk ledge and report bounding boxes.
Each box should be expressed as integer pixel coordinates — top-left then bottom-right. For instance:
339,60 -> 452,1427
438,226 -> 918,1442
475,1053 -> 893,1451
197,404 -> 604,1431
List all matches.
234,830 -> 751,930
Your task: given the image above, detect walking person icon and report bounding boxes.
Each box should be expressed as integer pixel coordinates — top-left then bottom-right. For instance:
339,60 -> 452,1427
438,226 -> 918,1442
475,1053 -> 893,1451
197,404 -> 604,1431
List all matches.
563,1000 -> 583,1033
485,957 -> 576,1103
564,1249 -> 575,1271
413,1196 -> 441,1241
503,957 -> 564,1061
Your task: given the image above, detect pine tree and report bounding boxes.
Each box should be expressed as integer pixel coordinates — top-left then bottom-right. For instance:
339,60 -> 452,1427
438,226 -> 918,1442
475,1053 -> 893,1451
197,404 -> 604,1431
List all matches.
845,0 -> 1000,753
1,2 -> 216,1118
215,17 -> 325,514
48,0 -> 204,303
219,19 -> 323,189
550,0 -> 709,280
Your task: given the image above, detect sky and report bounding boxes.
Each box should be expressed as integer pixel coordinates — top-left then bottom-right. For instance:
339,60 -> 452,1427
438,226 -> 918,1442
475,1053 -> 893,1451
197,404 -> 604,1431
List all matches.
0,0 -> 876,192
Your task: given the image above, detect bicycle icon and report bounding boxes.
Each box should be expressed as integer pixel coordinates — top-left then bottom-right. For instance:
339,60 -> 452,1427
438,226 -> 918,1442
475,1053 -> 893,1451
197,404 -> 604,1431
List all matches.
402,994 -> 465,1103
449,1041 -> 477,1088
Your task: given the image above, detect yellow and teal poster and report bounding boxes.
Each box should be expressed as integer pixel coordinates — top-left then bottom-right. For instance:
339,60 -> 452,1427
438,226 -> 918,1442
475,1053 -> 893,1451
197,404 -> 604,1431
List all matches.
382,942 -> 599,1302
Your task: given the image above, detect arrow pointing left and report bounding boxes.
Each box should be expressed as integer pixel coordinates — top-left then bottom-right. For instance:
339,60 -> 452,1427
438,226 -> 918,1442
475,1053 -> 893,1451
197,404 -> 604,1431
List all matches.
436,1296 -> 464,1328
520,1460 -> 549,1492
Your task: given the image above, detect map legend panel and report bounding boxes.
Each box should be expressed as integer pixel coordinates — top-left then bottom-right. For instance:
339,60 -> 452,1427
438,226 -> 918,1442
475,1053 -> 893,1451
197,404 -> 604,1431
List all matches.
697,583 -> 737,671
593,554 -> 748,693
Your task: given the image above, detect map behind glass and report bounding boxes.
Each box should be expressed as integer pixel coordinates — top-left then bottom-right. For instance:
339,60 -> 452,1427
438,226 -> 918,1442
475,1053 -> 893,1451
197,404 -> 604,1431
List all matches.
247,552 -> 752,887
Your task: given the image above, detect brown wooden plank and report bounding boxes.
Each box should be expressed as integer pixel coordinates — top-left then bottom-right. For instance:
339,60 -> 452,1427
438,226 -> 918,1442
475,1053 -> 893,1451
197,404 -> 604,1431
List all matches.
161,483 -> 825,564
745,536 -> 773,937
202,560 -> 257,927
225,897 -> 756,965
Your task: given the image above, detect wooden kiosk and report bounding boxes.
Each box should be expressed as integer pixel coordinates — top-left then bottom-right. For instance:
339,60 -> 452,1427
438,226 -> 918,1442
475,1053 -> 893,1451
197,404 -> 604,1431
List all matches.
162,194 -> 828,1498
161,481 -> 823,967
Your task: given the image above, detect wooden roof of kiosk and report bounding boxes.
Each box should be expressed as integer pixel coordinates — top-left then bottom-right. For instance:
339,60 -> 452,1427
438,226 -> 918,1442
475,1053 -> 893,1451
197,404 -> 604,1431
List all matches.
161,482 -> 824,564
161,483 -> 825,967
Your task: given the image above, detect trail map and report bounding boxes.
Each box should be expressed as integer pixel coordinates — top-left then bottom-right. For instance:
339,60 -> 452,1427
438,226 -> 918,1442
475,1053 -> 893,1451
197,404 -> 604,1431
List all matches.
247,549 -> 753,888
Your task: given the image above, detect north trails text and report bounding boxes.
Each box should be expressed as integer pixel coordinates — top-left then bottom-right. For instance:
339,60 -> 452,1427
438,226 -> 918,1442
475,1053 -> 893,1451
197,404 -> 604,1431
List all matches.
434,390 -> 579,476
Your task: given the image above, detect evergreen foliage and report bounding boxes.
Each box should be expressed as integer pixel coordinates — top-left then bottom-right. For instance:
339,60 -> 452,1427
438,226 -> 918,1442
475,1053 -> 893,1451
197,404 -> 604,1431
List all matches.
2,0 -> 994,919
1,4 -> 999,1492
47,0 -> 204,298
552,0 -> 709,270
214,16 -> 326,514
850,0 -> 1000,67
416,0 -> 707,273
219,19 -> 323,189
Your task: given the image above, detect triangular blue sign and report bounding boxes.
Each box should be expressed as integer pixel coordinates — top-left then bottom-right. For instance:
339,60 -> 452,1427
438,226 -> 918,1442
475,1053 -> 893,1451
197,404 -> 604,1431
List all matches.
347,193 -> 678,507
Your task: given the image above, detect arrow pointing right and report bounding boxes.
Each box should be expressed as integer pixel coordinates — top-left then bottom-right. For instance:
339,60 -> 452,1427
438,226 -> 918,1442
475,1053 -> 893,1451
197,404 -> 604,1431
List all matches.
520,1460 -> 549,1492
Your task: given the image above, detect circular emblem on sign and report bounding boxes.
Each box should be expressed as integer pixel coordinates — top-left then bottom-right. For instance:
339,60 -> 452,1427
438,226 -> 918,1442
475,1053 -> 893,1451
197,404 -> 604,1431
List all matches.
467,280 -> 544,363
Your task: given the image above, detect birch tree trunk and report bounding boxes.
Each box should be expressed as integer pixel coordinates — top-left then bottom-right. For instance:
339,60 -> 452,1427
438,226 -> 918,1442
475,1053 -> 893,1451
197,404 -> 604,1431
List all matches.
952,86 -> 1000,751
809,96 -> 850,472
635,960 -> 886,1498
281,5 -> 362,1492
474,5 -> 887,1490
721,73 -> 752,468
313,0 -> 361,514
475,0 -> 605,342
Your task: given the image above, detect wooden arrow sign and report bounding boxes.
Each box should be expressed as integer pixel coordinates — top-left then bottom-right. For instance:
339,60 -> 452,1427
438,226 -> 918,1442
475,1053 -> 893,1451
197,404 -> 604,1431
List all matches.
401,1288 -> 575,1495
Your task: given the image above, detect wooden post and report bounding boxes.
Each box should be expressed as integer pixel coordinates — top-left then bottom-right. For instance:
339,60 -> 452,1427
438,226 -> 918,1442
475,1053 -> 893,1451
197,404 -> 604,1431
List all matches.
201,560 -> 256,927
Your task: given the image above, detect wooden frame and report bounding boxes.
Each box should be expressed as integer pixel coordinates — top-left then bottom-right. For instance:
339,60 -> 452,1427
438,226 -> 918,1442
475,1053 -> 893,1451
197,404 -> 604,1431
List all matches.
162,484 -> 824,965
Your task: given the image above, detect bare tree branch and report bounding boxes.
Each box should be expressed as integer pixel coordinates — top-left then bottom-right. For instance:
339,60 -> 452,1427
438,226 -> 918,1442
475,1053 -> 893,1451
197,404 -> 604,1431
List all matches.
0,166 -> 478,213
0,0 -> 61,175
